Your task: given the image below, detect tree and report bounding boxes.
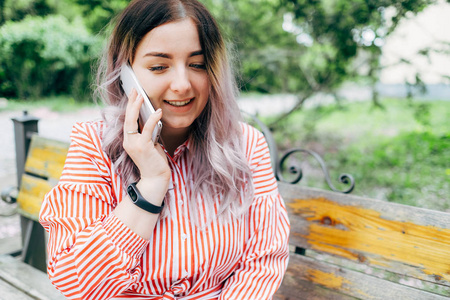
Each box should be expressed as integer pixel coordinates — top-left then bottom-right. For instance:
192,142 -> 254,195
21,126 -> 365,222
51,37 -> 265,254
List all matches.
1,0 -> 56,25
273,0 -> 445,124
202,0 -> 445,127
64,0 -> 129,33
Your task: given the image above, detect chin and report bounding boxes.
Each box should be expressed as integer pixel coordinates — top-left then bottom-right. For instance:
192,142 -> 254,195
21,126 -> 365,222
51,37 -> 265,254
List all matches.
163,120 -> 195,131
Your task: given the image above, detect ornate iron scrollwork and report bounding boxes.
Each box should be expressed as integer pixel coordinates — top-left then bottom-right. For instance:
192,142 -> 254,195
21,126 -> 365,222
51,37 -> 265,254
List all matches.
242,110 -> 355,194
276,148 -> 355,194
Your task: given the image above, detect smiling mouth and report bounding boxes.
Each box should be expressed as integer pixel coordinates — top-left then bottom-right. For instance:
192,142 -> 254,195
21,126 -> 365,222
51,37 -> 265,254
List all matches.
164,98 -> 193,107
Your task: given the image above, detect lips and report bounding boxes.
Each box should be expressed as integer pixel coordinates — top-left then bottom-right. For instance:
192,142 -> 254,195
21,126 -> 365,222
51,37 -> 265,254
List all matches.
164,98 -> 193,107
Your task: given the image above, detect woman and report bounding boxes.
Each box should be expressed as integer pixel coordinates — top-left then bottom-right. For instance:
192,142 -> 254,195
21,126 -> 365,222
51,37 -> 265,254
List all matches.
40,0 -> 290,299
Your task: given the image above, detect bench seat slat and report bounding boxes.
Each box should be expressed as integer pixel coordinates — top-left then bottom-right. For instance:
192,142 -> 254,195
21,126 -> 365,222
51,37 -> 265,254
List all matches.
274,262 -> 359,300
0,255 -> 65,299
0,279 -> 35,300
277,252 -> 449,300
304,249 -> 450,297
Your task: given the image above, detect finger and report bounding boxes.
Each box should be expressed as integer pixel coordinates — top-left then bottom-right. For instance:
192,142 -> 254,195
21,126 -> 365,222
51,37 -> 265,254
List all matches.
124,89 -> 143,133
125,88 -> 138,111
141,108 -> 162,142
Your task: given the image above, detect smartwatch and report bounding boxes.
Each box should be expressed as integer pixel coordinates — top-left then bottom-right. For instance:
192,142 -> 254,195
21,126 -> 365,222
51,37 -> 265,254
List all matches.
127,182 -> 164,214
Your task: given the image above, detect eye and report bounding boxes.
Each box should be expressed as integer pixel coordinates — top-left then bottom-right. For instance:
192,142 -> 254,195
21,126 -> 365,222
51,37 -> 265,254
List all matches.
149,66 -> 167,72
190,63 -> 206,70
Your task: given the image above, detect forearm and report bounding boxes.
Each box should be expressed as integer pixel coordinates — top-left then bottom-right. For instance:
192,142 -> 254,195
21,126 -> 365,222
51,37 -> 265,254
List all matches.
113,196 -> 160,240
113,177 -> 168,240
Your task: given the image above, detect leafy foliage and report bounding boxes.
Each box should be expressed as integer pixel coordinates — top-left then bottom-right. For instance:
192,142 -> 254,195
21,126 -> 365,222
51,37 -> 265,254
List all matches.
201,0 -> 302,93
0,0 -> 56,25
270,99 -> 450,210
0,15 -> 101,99
63,0 -> 129,33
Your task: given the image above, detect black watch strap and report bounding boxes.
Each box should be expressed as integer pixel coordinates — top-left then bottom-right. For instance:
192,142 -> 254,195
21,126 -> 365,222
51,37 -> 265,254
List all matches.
127,182 -> 164,214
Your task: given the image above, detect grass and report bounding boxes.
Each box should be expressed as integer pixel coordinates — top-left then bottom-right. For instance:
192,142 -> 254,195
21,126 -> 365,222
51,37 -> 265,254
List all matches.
268,98 -> 450,211
0,95 -> 98,113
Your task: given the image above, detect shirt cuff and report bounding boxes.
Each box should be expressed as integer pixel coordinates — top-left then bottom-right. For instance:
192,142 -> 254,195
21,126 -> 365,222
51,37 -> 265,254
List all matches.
102,213 -> 149,259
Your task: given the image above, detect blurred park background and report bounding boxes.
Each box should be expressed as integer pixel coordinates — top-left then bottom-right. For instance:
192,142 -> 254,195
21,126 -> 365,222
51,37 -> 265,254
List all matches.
0,0 -> 449,222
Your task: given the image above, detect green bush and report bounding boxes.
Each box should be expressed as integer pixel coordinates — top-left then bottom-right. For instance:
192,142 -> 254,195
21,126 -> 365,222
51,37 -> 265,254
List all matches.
335,131 -> 450,210
269,99 -> 450,211
0,15 -> 101,100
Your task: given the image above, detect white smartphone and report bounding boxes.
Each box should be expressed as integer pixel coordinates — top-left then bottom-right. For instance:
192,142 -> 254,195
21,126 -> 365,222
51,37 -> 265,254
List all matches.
120,63 -> 162,143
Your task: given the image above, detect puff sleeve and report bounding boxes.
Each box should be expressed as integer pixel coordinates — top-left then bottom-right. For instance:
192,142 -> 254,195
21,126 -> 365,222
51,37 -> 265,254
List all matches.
39,122 -> 149,300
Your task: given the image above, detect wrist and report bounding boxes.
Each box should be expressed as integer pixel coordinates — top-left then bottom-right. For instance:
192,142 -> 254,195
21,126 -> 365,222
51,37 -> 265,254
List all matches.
127,182 -> 164,214
136,177 -> 169,206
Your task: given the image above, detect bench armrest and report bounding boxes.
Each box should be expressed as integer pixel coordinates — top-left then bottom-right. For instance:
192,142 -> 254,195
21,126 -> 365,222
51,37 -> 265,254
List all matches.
1,186 -> 18,204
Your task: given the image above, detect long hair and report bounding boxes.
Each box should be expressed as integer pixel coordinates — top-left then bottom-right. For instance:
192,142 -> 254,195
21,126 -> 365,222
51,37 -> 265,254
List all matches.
95,0 -> 254,225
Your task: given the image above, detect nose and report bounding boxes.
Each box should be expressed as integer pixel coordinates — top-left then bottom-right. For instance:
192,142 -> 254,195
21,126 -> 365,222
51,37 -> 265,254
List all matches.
170,67 -> 191,95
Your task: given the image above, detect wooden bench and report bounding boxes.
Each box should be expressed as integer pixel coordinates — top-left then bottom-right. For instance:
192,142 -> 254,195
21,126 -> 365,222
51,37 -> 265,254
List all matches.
14,134 -> 68,271
3,113 -> 450,299
0,254 -> 65,300
274,183 -> 450,299
248,113 -> 450,299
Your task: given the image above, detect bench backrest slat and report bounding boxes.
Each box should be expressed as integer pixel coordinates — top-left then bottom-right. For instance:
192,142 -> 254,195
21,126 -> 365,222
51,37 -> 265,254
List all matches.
17,135 -> 69,221
23,135 -> 69,182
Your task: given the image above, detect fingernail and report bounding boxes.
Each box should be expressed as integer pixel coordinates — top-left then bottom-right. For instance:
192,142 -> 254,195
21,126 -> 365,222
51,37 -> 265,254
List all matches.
155,108 -> 162,113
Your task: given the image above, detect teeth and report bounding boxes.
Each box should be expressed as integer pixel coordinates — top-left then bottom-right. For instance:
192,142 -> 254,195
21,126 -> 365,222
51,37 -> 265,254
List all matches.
166,99 -> 192,106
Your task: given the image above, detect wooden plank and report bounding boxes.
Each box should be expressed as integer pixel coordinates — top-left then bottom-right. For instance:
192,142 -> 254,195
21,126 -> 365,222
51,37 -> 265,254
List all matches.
275,271 -> 358,300
305,249 -> 450,297
278,253 -> 449,300
24,135 -> 68,182
279,183 -> 450,286
0,255 -> 65,299
16,135 -> 69,221
0,235 -> 21,255
0,279 -> 35,300
17,174 -> 54,221
279,182 -> 450,227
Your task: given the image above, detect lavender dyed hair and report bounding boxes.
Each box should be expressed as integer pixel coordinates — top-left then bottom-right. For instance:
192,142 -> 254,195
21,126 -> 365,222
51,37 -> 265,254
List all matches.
94,0 -> 254,224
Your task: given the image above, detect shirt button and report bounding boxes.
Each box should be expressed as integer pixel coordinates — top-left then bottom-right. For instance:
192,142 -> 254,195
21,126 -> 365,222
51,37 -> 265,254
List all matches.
182,269 -> 189,277
181,233 -> 188,241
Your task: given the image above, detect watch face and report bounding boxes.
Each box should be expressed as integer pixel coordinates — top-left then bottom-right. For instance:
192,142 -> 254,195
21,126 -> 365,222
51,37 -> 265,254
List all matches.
127,185 -> 138,202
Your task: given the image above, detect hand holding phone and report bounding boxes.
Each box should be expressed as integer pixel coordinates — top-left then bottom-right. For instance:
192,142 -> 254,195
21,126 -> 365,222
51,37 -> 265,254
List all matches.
120,63 -> 162,143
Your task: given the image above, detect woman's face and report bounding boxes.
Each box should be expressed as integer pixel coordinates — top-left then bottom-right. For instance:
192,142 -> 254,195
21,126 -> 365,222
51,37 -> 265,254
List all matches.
131,18 -> 210,135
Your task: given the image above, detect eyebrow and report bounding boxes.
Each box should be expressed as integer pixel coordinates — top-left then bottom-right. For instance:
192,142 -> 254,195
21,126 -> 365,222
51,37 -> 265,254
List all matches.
144,50 -> 203,59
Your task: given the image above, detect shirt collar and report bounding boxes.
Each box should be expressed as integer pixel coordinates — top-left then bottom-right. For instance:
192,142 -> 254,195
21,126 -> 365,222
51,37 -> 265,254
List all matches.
174,138 -> 191,156
161,138 -> 191,160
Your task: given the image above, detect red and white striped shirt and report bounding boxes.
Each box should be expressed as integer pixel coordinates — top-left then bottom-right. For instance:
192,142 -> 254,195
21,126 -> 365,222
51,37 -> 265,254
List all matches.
40,120 -> 290,300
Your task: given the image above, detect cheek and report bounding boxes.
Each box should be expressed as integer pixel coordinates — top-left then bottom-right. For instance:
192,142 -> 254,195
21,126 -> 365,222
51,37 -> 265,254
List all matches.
141,77 -> 167,98
194,73 -> 211,97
